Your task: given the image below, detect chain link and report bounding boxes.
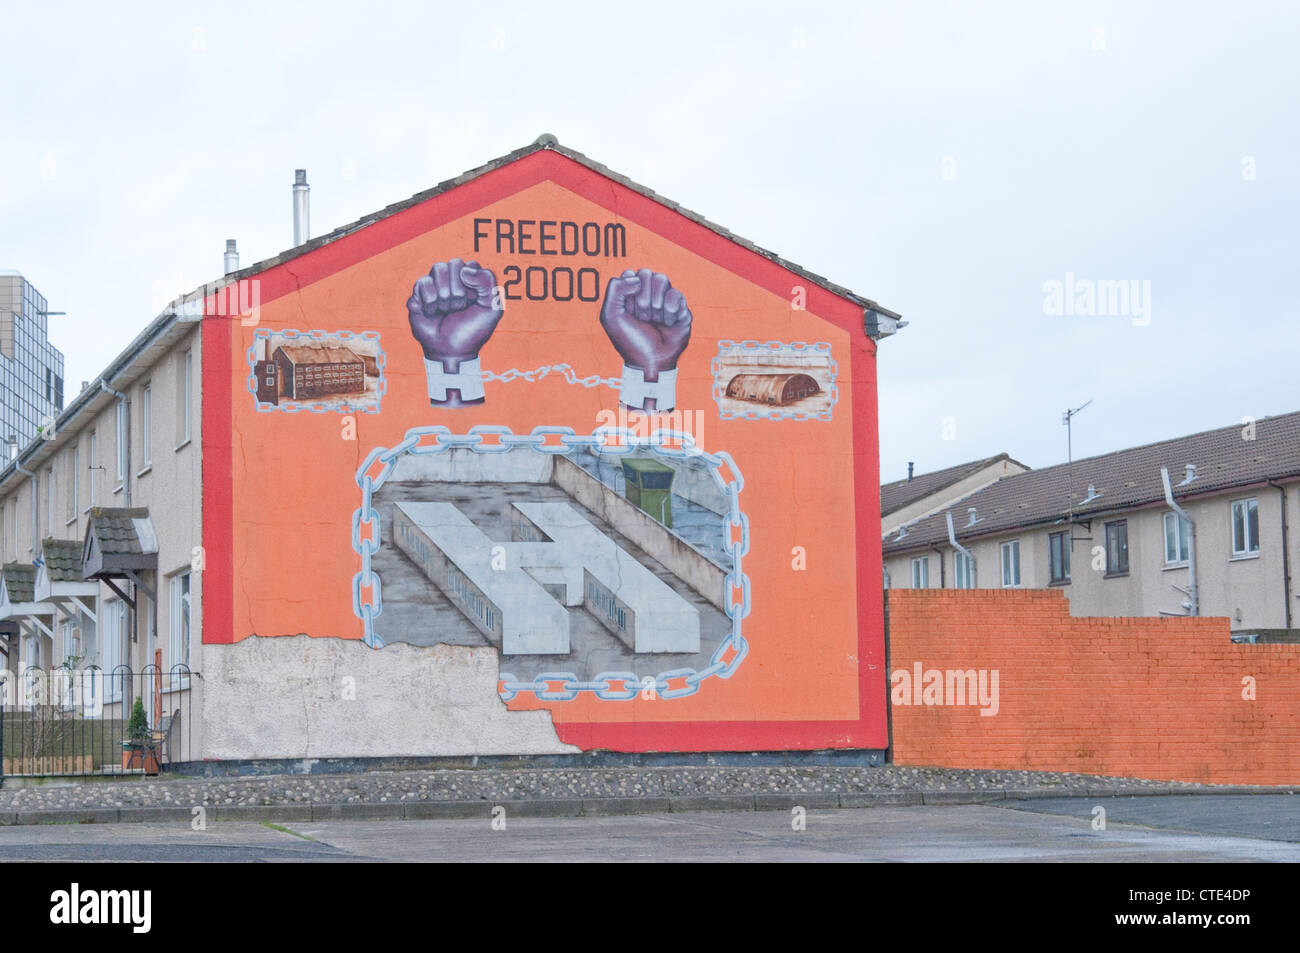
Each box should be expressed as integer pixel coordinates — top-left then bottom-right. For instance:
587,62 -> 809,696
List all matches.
352,425 -> 750,698
481,363 -> 622,390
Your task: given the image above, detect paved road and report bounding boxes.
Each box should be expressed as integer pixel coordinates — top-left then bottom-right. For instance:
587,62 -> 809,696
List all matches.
0,795 -> 1296,862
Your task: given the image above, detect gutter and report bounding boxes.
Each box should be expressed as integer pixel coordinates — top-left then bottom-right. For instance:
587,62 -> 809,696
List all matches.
1161,467 -> 1199,616
1267,479 -> 1293,628
945,511 -> 976,588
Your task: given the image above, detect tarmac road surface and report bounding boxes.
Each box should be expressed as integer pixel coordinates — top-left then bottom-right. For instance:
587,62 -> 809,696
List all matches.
0,795 -> 1296,862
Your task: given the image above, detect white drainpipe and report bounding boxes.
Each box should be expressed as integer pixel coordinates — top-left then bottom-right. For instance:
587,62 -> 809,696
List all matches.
945,511 -> 976,589
1161,466 -> 1199,616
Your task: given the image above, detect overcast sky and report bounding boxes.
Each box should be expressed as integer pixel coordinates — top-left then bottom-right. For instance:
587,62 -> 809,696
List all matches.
1,1 -> 1295,480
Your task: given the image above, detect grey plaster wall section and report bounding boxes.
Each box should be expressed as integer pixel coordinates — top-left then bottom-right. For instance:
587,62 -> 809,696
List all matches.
660,458 -> 728,516
387,447 -> 553,483
201,635 -> 577,759
553,456 -> 727,611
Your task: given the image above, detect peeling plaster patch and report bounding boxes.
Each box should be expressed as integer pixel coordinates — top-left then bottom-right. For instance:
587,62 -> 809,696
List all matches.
202,635 -> 577,760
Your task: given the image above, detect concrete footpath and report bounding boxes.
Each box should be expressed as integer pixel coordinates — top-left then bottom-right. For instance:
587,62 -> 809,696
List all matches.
0,764 -> 1294,826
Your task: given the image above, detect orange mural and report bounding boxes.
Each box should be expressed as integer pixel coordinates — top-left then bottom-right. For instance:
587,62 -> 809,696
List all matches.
202,143 -> 889,752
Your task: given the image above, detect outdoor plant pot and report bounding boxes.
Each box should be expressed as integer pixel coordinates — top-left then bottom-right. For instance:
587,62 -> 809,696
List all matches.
121,743 -> 160,775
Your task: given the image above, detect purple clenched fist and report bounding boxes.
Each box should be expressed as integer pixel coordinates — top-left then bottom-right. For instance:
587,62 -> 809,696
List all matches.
407,258 -> 502,407
600,268 -> 692,412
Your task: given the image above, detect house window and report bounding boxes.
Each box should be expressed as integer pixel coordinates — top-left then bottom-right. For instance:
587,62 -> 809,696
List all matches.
140,382 -> 152,466
177,348 -> 193,445
1049,531 -> 1071,584
1231,498 -> 1259,556
62,617 -> 81,667
954,551 -> 975,589
67,442 -> 78,519
80,614 -> 97,669
1164,512 -> 1191,565
115,401 -> 127,483
1000,540 -> 1021,587
45,465 -> 53,535
910,556 -> 930,589
102,599 -> 126,701
1105,520 -> 1129,575
169,571 -> 192,690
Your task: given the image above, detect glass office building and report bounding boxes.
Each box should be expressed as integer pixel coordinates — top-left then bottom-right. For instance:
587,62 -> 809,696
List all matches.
0,271 -> 66,458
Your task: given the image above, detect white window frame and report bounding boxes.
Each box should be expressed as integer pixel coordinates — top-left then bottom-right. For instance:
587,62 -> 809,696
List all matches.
1000,540 -> 1021,587
140,381 -> 152,468
178,348 -> 193,446
1105,520 -> 1129,576
954,551 -> 975,590
1164,512 -> 1191,566
1048,530 -> 1071,583
67,441 -> 78,520
910,556 -> 930,589
61,616 -> 81,666
44,465 -> 53,537
115,401 -> 127,485
1231,498 -> 1260,556
168,571 -> 192,691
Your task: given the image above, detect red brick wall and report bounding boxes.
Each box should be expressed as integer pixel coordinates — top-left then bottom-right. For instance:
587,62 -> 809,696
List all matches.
887,589 -> 1300,785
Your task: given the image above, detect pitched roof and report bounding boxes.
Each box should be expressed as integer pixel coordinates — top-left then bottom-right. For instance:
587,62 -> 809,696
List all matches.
40,538 -> 84,582
881,453 -> 1025,517
86,507 -> 158,557
884,411 -> 1300,554
221,134 -> 901,321
1,562 -> 36,603
274,344 -> 364,365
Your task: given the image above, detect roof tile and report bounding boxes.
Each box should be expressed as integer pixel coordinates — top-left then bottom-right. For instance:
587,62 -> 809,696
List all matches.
884,411 -> 1300,554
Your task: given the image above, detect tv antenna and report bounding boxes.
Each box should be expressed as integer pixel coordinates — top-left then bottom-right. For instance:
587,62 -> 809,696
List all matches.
1062,399 -> 1092,538
1063,399 -> 1092,465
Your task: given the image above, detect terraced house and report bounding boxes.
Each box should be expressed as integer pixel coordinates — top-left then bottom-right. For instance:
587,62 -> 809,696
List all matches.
883,413 -> 1300,632
0,305 -> 202,763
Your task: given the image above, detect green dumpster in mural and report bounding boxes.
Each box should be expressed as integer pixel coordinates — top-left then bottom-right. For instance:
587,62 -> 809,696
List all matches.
622,458 -> 675,528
